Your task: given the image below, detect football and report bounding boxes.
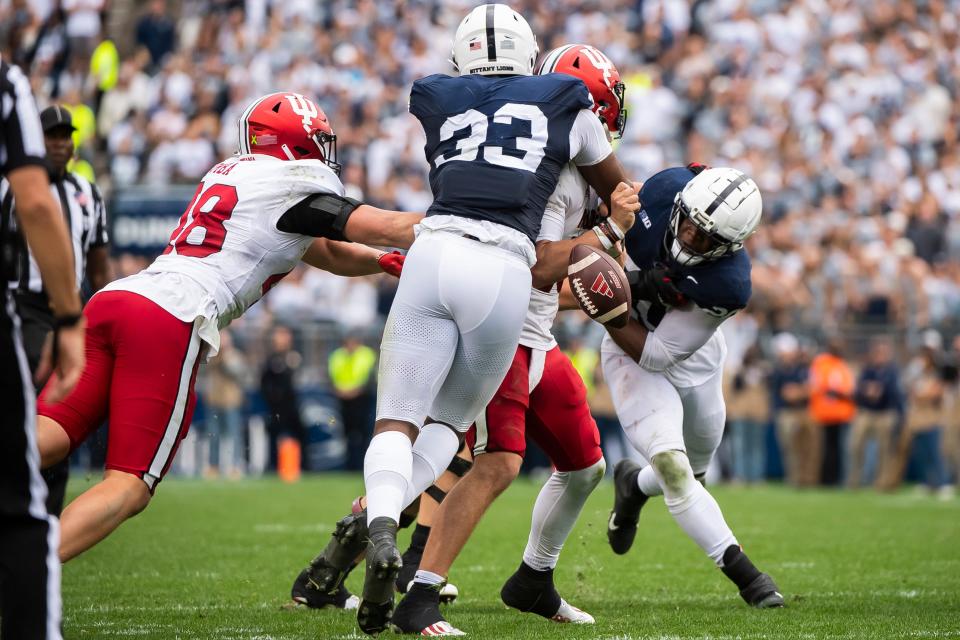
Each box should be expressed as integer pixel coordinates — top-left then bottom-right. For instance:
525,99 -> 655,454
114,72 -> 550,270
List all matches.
567,245 -> 631,328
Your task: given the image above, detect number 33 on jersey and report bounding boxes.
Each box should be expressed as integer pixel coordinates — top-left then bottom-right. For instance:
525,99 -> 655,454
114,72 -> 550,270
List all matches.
410,73 -> 595,243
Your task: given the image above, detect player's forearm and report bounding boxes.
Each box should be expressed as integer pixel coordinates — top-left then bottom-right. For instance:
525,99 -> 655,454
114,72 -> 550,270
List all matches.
532,232 -> 608,290
10,167 -> 82,315
344,206 -> 422,249
577,154 -> 629,206
606,317 -> 648,362
86,246 -> 113,292
302,238 -> 385,276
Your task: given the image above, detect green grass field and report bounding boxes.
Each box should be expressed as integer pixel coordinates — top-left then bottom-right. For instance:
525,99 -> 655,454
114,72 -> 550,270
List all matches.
62,474 -> 960,639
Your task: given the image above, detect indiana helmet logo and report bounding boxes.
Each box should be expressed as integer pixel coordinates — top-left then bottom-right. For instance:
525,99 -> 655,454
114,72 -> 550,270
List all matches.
591,273 -> 614,298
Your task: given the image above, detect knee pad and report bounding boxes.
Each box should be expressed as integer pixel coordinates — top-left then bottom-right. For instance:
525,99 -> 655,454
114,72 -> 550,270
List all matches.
652,450 -> 695,496
567,457 -> 606,492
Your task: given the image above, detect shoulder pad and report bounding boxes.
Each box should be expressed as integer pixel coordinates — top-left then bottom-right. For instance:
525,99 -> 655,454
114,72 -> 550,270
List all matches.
676,250 -> 752,314
638,167 -> 696,214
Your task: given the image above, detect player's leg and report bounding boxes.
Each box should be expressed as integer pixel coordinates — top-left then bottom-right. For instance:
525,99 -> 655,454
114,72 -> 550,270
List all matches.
621,367 -> 784,608
357,232 -> 481,633
601,339 -> 679,554
46,291 -> 203,562
502,346 -> 605,624
393,347 -> 532,635
396,442 -> 472,597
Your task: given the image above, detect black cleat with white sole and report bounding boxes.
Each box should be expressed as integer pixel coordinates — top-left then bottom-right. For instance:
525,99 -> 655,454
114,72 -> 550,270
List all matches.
392,582 -> 465,636
500,562 -> 594,624
357,517 -> 402,635
291,568 -> 360,609
607,460 -> 648,555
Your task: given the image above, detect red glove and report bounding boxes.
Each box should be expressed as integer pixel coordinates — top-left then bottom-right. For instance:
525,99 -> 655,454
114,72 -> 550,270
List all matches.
378,251 -> 405,278
687,162 -> 710,175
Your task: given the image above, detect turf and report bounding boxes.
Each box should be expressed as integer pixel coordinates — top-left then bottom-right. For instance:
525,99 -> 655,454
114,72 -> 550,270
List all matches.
62,474 -> 960,639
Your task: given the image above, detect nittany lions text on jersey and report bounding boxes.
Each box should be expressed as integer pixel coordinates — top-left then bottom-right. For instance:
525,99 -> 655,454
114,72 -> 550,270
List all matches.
101,155 -> 345,355
409,73 -> 610,262
620,165 -> 752,386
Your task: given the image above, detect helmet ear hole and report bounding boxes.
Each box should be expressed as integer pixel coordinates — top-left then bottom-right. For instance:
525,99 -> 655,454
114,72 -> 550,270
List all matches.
293,145 -> 310,156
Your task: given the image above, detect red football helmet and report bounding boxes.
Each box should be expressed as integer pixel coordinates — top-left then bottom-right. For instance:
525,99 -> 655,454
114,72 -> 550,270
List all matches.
536,44 -> 627,139
236,92 -> 340,174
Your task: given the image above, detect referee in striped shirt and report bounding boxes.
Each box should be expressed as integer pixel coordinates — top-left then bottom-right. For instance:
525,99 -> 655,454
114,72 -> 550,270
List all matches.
2,104 -> 113,517
0,57 -> 85,640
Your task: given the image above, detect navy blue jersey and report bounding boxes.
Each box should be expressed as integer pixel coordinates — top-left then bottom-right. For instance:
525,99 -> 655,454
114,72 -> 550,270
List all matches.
410,73 -> 593,242
624,166 -> 752,327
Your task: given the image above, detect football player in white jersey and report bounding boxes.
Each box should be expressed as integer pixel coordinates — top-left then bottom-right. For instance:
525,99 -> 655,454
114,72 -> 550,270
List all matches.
33,92 -> 417,563
602,163 -> 784,608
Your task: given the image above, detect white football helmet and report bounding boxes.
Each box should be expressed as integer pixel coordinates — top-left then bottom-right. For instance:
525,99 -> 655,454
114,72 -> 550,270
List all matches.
666,167 -> 762,266
451,4 -> 538,77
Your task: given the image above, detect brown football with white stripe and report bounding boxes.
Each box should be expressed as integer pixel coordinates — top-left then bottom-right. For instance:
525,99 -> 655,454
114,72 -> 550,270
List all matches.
567,245 -> 631,328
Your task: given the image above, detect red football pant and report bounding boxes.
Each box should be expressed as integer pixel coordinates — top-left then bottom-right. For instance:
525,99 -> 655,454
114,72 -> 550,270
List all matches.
466,345 -> 602,472
39,290 -> 203,492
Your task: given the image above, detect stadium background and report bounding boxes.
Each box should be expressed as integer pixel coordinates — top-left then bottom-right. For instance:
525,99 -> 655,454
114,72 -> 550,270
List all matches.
3,0 -> 959,486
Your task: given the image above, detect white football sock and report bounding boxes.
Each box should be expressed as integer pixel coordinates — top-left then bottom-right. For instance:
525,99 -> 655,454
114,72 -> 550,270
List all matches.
413,569 -> 445,586
364,431 -> 412,525
522,458 -> 606,571
403,422 -> 460,507
654,451 -> 737,566
636,464 -> 662,497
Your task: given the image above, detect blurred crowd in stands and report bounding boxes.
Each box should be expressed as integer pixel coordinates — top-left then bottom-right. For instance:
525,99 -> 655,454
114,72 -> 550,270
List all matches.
2,0 -> 958,491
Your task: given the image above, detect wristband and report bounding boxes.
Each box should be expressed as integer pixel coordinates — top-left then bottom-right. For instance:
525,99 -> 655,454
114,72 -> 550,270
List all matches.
592,225 -> 614,251
605,217 -> 626,241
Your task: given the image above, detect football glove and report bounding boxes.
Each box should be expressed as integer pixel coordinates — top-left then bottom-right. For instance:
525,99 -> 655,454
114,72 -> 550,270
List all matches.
629,266 -> 687,307
377,251 -> 405,278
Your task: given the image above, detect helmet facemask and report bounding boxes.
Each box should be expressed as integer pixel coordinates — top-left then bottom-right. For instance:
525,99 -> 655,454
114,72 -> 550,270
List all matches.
664,192 -> 742,267
312,129 -> 340,176
605,80 -> 627,139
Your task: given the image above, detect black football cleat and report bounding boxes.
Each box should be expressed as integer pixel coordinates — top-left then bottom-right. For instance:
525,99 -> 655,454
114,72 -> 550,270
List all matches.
500,562 -> 594,624
304,510 -> 369,595
740,573 -> 785,609
392,582 -> 465,636
357,517 -> 402,635
291,568 -> 359,609
607,460 -> 648,555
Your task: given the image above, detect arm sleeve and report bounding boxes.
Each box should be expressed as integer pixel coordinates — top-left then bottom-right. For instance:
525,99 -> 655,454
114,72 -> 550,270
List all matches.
638,305 -> 728,373
91,183 -> 109,246
537,178 -> 572,243
275,192 -> 361,240
1,64 -> 46,173
568,109 -> 612,167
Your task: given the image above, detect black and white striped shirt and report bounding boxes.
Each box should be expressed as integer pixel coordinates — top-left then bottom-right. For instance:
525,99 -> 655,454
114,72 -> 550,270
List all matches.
0,57 -> 47,284
1,171 -> 109,293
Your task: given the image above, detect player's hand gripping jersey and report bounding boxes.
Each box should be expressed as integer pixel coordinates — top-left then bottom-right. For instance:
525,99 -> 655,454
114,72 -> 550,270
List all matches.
409,73 -> 610,264
102,155 -> 345,355
622,166 -> 752,385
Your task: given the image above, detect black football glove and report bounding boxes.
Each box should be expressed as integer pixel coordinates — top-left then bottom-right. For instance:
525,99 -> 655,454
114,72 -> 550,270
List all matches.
628,266 -> 688,308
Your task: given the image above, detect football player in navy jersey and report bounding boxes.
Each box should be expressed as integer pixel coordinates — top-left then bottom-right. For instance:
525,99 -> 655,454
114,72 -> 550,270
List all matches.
602,164 -> 785,609
348,4 -> 631,634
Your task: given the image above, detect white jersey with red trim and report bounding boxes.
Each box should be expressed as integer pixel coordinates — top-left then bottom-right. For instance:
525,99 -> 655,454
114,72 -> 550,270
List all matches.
101,154 -> 344,356
520,164 -> 596,351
